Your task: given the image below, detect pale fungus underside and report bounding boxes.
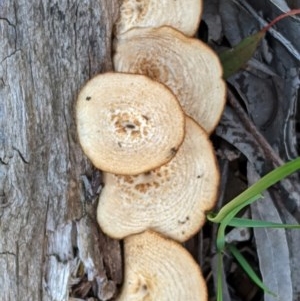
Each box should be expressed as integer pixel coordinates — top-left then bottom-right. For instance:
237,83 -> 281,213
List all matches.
97,117 -> 219,242
117,231 -> 208,301
115,0 -> 202,37
114,26 -> 226,133
76,72 -> 185,175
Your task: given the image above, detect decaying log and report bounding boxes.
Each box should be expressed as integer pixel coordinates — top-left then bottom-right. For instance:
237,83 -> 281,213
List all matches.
0,1 -> 121,300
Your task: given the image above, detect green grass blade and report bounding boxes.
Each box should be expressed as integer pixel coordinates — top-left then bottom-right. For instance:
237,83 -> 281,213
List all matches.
208,195 -> 262,224
216,222 -> 227,252
228,244 -> 276,296
227,217 -> 300,229
217,251 -> 223,301
208,158 -> 300,223
216,195 -> 262,251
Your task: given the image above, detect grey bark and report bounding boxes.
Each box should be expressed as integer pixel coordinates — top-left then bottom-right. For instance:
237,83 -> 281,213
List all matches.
0,1 -> 121,301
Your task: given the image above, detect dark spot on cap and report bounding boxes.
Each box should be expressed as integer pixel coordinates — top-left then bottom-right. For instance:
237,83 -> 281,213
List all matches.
86,96 -> 91,101
125,124 -> 135,129
178,216 -> 190,224
170,147 -> 177,155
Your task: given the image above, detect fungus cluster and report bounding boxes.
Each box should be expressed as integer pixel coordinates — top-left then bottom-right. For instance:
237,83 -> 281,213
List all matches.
76,1 -> 225,300
114,26 -> 225,133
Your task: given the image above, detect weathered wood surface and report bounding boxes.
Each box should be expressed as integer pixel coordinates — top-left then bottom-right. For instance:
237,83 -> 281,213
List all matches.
0,1 -> 121,300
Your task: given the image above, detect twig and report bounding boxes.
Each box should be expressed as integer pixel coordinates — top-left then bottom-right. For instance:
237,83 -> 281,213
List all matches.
233,0 -> 300,61
227,89 -> 284,167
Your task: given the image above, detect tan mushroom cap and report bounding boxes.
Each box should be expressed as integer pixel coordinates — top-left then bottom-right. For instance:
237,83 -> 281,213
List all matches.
76,72 -> 185,175
97,117 -> 219,242
115,0 -> 202,37
117,231 -> 208,301
113,26 -> 226,133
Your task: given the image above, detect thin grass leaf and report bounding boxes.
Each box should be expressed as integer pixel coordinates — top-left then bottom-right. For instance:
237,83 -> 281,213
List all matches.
217,251 -> 223,301
208,195 -> 262,224
216,221 -> 227,252
208,157 -> 300,223
215,195 -> 262,251
227,217 -> 300,229
228,244 -> 276,296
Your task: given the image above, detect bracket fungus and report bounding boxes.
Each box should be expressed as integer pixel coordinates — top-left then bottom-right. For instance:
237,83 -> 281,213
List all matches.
113,26 -> 226,133
116,231 -> 208,301
97,117 -> 219,242
115,0 -> 203,37
76,72 -> 184,175
75,2 -> 225,299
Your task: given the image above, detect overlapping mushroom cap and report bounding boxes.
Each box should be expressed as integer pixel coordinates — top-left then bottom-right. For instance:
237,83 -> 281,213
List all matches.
115,0 -> 202,37
117,231 -> 207,301
76,72 -> 185,175
114,26 -> 226,133
97,117 -> 219,242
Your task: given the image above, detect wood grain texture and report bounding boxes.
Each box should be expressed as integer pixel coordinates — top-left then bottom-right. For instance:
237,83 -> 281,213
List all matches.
0,1 -> 121,300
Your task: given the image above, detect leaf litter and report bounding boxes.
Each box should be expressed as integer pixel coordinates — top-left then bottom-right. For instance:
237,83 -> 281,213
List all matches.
186,1 -> 300,300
